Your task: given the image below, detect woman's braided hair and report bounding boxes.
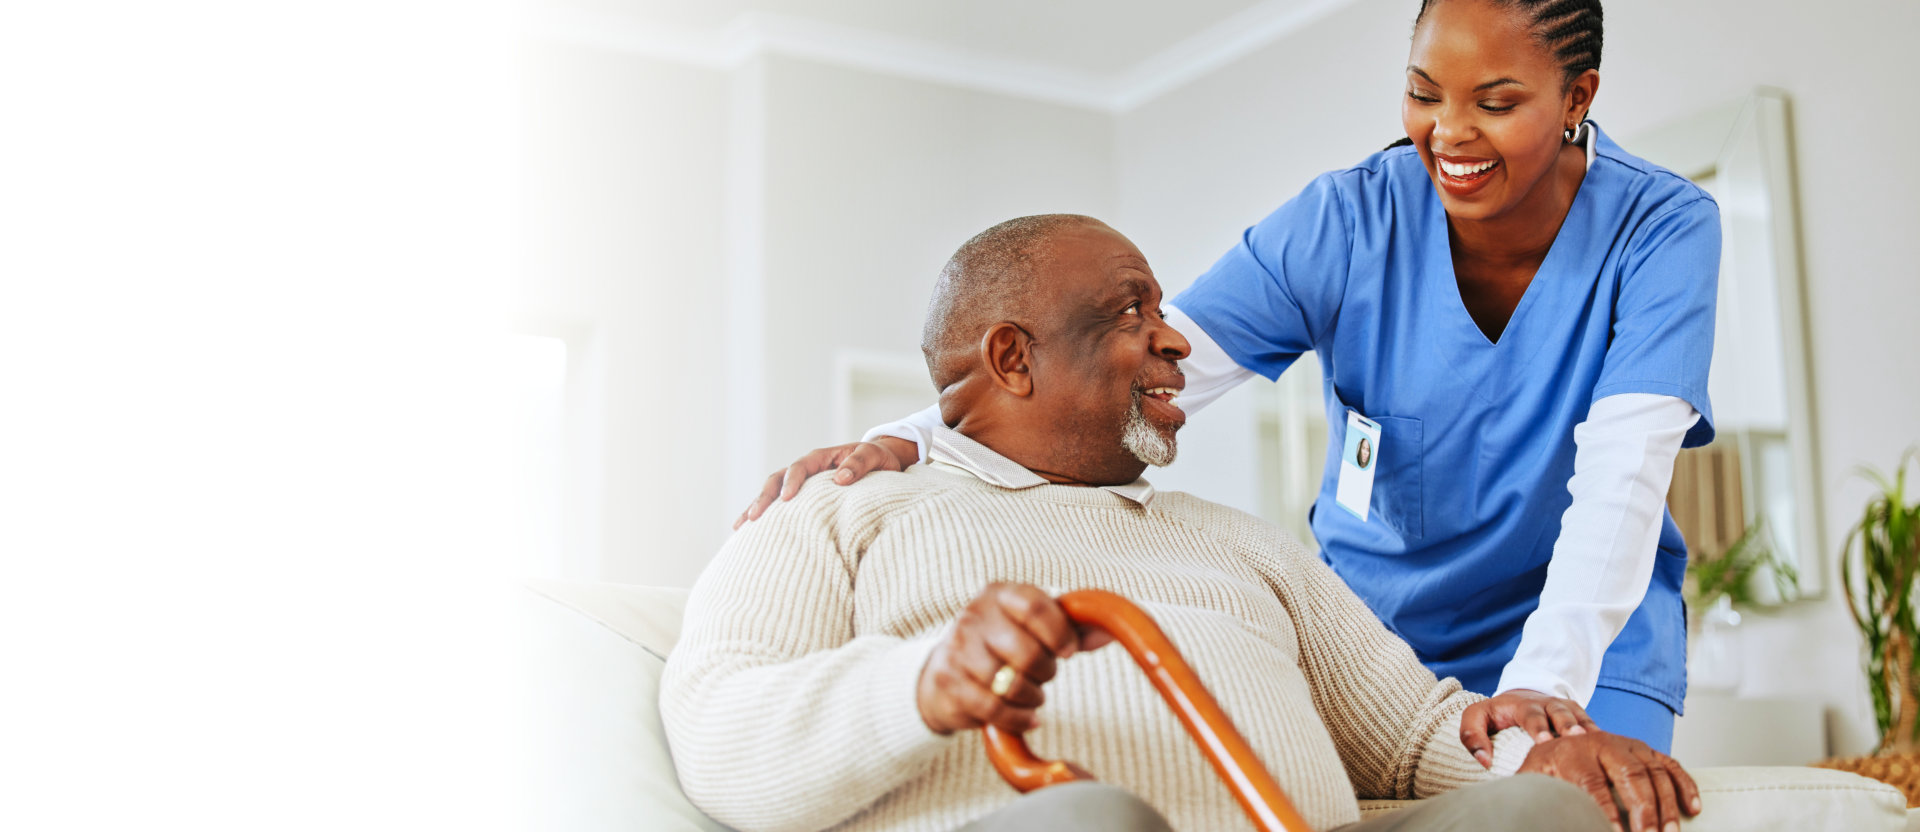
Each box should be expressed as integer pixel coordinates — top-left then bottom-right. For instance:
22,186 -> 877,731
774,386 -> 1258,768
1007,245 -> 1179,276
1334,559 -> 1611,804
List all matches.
1384,0 -> 1604,150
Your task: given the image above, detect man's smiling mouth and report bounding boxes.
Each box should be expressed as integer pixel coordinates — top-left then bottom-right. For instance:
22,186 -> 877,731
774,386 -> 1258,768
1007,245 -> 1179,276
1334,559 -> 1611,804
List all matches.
1142,386 -> 1181,410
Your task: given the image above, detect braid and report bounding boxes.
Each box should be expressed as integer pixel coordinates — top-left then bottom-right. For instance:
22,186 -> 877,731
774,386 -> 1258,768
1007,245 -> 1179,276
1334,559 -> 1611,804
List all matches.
1527,0 -> 1603,80
1414,0 -> 1603,85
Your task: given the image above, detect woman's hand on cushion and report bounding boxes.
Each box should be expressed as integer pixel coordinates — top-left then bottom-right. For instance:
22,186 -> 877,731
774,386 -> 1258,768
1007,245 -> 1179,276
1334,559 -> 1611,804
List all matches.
733,437 -> 918,529
1460,689 -> 1596,767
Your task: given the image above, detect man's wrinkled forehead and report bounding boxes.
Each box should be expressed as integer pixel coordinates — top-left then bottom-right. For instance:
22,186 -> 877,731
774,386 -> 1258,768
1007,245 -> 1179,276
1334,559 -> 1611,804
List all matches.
1040,227 -> 1156,310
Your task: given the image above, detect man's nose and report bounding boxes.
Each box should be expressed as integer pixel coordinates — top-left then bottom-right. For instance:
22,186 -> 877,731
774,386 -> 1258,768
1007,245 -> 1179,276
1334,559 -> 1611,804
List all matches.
1152,317 -> 1191,361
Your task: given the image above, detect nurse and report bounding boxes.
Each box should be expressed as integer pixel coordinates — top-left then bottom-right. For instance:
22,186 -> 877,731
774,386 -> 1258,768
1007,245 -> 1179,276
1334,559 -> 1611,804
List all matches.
739,0 -> 1717,757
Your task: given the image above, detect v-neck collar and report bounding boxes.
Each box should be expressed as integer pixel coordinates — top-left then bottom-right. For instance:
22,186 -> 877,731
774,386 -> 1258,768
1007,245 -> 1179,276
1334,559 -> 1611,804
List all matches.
1430,120 -> 1599,350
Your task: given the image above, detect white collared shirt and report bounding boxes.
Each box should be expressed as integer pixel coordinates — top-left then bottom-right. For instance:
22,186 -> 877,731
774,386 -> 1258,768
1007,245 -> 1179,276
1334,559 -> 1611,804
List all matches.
919,424 -> 1158,507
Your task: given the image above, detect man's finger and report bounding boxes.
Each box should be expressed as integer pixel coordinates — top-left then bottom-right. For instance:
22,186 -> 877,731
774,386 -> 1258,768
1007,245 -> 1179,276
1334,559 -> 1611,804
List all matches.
1608,754 -> 1660,832
1639,748 -> 1680,832
949,676 -> 1039,733
995,585 -> 1079,661
1662,754 -> 1702,816
960,646 -> 1045,709
920,661 -> 975,733
1458,703 -> 1495,768
977,605 -> 1058,685
1570,769 -> 1620,831
1076,623 -> 1115,652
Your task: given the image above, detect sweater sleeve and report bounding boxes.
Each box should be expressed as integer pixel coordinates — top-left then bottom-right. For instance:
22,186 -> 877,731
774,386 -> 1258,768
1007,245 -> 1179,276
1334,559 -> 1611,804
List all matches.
659,479 -> 951,832
1236,522 -> 1532,799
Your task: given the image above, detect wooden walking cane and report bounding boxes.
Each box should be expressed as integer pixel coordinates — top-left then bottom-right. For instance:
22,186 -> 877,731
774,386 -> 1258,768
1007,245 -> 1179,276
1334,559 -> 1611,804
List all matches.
981,588 -> 1314,832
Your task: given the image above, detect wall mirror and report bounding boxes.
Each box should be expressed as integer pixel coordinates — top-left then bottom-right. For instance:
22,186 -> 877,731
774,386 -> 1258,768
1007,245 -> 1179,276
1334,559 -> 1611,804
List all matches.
1630,89 -> 1822,600
1256,89 -> 1823,600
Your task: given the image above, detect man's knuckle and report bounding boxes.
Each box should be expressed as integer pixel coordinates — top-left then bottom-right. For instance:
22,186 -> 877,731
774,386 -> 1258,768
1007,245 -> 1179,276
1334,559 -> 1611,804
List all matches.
1003,638 -> 1037,668
932,667 -> 958,692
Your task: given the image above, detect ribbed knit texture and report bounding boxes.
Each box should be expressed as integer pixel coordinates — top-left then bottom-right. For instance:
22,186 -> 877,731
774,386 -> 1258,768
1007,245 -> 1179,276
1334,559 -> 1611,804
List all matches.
662,465 -> 1528,832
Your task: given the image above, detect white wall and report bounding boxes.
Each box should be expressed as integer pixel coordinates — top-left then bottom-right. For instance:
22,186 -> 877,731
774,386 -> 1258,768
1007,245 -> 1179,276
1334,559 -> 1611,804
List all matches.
520,46 -> 1114,587
518,44 -> 732,588
755,55 -> 1117,476
1115,0 -> 1920,755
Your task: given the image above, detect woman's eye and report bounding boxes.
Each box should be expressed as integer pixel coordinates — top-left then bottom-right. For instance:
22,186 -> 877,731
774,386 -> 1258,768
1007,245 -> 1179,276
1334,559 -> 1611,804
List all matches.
1480,103 -> 1515,113
1406,90 -> 1438,103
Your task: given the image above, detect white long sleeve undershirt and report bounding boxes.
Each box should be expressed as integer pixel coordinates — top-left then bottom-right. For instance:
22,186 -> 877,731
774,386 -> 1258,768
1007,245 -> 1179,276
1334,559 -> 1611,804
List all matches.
862,304 -> 1697,706
1497,392 -> 1698,705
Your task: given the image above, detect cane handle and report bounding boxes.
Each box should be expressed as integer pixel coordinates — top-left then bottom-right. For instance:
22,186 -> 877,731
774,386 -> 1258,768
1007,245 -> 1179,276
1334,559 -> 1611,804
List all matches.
980,588 -> 1312,832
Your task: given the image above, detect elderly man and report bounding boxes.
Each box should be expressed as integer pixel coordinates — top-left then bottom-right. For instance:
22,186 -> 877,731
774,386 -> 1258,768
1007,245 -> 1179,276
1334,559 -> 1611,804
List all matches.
662,216 -> 1697,832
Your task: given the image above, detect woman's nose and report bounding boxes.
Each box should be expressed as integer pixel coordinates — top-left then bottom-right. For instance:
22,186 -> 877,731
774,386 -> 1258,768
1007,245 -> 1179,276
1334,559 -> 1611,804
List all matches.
1431,104 -> 1475,147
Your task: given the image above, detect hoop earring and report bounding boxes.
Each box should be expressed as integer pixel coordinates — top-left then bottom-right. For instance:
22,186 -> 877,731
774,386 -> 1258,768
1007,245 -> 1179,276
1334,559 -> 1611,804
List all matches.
1564,126 -> 1577,142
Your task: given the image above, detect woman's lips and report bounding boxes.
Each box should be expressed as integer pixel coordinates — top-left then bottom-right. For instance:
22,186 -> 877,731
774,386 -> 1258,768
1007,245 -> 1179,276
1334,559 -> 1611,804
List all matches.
1434,155 -> 1500,197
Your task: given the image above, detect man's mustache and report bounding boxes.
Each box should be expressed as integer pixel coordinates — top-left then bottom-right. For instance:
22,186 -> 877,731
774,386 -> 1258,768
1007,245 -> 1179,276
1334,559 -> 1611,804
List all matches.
1130,361 -> 1185,391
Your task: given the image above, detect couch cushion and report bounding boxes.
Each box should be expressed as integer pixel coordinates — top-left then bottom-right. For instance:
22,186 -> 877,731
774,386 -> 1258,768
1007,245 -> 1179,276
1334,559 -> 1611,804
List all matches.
1358,765 -> 1910,830
524,579 -> 1913,832
520,579 -> 726,832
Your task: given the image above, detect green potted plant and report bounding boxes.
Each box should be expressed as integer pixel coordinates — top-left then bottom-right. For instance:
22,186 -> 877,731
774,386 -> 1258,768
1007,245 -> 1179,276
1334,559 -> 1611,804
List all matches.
1685,519 -> 1798,692
1840,451 -> 1920,754
1686,519 -> 1800,611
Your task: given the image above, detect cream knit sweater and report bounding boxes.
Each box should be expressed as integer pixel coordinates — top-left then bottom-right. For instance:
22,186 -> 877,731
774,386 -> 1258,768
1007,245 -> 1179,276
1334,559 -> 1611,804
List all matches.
662,461 -> 1527,832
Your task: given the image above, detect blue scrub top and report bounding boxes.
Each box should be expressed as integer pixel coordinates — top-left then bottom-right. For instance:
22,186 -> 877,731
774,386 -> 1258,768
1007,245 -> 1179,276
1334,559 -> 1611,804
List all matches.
1175,123 -> 1719,712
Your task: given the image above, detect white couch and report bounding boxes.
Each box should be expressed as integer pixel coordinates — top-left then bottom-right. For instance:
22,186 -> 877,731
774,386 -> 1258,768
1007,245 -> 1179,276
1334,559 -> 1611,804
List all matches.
519,579 -> 1915,831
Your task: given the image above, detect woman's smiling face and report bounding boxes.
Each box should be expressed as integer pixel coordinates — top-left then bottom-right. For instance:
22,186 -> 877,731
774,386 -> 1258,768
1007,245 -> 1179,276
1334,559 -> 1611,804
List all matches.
1401,0 -> 1596,223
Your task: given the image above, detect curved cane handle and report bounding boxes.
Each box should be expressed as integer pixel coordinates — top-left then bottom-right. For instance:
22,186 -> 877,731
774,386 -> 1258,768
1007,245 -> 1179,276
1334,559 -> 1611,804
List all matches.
981,588 -> 1313,832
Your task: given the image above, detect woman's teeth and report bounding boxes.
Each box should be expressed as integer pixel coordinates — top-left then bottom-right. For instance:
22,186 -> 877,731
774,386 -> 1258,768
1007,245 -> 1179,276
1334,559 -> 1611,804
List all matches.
1144,387 -> 1181,409
1439,159 -> 1498,178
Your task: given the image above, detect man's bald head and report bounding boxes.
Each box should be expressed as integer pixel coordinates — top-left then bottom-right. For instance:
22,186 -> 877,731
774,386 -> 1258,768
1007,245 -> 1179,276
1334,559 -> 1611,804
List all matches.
921,214 -> 1107,390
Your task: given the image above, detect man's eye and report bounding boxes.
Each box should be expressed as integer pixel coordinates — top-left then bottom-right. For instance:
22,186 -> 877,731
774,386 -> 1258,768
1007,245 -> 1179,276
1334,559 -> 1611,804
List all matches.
1122,303 -> 1140,316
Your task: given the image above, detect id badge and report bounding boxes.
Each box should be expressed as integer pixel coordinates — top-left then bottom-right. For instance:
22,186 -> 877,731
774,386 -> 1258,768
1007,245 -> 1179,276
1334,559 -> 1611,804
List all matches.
1336,411 -> 1382,521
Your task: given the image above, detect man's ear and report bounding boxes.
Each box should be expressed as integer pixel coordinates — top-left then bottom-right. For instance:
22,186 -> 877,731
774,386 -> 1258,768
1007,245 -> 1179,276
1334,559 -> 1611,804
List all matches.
979,322 -> 1034,397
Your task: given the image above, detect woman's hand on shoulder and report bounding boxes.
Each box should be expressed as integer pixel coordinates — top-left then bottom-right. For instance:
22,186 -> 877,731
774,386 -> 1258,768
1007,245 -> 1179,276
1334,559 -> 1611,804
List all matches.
733,436 -> 919,529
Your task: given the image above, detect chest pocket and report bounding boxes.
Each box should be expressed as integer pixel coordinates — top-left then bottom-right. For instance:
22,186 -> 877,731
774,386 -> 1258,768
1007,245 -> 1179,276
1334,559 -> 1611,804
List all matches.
1329,400 -> 1425,544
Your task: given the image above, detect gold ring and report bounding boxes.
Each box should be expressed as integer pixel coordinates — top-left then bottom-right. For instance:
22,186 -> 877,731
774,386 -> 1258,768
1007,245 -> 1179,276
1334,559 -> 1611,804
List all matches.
990,665 -> 1019,698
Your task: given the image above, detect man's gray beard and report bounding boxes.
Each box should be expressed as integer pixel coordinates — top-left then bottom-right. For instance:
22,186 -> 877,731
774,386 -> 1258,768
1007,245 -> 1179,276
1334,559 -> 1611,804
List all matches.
1121,390 -> 1178,467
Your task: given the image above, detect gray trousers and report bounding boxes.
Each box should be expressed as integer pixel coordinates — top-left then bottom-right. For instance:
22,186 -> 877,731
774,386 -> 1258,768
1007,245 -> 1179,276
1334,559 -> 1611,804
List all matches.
1338,775 -> 1613,832
959,774 -> 1610,832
